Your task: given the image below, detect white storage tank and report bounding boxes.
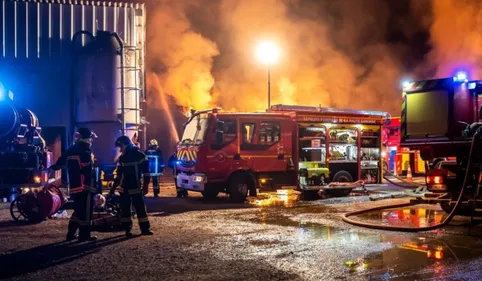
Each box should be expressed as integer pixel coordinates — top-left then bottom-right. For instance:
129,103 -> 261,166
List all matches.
73,30 -> 139,169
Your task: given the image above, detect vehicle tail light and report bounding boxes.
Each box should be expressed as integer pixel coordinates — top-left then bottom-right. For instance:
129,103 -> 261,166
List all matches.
427,250 -> 444,260
426,175 -> 444,185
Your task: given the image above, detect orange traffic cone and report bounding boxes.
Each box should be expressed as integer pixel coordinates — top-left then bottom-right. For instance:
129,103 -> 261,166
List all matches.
406,164 -> 413,181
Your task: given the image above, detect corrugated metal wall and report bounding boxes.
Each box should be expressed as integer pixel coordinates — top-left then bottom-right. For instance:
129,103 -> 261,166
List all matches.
0,0 -> 144,59
0,0 -> 145,145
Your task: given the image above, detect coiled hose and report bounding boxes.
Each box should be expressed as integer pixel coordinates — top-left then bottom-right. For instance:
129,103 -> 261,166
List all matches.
342,129 -> 481,232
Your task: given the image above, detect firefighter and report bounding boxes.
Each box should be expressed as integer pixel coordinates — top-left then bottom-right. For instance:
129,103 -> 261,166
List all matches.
50,128 -> 97,242
143,139 -> 164,197
110,136 -> 153,237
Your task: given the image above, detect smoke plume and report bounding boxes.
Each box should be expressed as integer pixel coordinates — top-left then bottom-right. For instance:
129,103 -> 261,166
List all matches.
145,0 -> 482,151
146,0 -> 412,116
146,1 -> 219,111
422,0 -> 482,78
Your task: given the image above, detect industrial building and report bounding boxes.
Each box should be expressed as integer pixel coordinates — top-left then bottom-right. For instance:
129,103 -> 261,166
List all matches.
0,0 -> 146,172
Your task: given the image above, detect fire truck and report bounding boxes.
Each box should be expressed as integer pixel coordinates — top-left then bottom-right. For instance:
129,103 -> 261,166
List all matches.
175,105 -> 388,202
400,71 -> 482,214
382,117 -> 425,175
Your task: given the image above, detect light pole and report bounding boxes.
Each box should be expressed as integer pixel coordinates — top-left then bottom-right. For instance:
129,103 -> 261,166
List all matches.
256,41 -> 280,111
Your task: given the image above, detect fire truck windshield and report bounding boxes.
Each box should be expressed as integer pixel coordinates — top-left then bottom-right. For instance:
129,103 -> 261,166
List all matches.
180,114 -> 209,146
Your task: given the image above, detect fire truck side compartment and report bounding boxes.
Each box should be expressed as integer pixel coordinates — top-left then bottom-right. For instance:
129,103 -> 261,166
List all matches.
175,106 -> 387,197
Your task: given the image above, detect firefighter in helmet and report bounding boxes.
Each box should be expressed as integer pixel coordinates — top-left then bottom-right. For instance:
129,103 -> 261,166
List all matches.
50,128 -> 98,242
110,136 -> 153,237
143,139 -> 165,197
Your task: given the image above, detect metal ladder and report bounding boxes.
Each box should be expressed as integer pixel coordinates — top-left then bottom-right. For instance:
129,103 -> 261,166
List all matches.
117,11 -> 145,141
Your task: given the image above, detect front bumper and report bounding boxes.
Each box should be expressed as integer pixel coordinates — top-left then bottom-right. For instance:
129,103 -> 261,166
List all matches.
176,172 -> 206,192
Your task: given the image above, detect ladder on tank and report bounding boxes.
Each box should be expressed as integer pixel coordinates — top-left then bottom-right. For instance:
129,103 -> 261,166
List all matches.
117,18 -> 145,143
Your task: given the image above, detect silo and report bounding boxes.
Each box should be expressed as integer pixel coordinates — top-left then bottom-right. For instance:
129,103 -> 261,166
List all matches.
72,30 -> 139,173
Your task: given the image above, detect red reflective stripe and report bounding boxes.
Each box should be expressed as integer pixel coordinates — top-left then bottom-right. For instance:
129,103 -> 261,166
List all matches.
70,187 -> 84,193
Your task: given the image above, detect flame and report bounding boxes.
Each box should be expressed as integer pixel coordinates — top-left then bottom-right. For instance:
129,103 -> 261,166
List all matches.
146,0 -> 407,116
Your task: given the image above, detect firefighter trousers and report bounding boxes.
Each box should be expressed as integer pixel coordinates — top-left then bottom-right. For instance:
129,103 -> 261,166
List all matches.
119,191 -> 150,232
68,190 -> 94,239
143,175 -> 159,195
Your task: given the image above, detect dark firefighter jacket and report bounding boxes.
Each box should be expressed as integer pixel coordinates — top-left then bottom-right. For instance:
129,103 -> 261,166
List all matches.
144,146 -> 165,175
51,141 -> 95,194
113,145 -> 149,194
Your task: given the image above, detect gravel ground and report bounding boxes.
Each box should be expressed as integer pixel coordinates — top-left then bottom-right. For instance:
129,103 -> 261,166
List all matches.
2,185 -> 482,281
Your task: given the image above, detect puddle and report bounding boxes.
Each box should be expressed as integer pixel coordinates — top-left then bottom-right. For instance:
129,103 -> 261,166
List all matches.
363,235 -> 482,280
353,206 -> 448,228
237,206 -> 482,280
246,210 -> 379,243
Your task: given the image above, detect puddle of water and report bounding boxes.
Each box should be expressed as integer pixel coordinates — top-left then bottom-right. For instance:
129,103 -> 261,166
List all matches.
239,207 -> 482,280
354,206 -> 448,228
247,210 -> 379,243
363,235 -> 482,280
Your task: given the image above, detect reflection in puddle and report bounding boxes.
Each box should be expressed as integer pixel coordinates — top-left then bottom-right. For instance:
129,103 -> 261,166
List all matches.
355,207 -> 447,228
248,190 -> 301,208
243,206 -> 482,280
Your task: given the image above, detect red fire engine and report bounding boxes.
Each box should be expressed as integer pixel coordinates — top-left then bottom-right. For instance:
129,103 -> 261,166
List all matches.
175,105 -> 388,202
382,117 -> 425,175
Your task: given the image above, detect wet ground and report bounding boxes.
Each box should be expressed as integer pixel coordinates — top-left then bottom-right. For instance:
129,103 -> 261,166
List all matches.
2,178 -> 482,281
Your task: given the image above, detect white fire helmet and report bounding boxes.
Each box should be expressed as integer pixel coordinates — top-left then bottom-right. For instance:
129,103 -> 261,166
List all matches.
94,194 -> 106,208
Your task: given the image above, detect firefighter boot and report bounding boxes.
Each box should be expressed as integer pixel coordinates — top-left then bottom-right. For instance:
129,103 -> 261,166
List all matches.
78,227 -> 97,242
65,221 -> 79,241
140,222 -> 153,235
141,230 -> 154,236
124,224 -> 133,238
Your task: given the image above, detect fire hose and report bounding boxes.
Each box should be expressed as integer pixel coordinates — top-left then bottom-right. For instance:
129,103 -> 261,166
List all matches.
383,169 -> 425,187
342,129 -> 481,232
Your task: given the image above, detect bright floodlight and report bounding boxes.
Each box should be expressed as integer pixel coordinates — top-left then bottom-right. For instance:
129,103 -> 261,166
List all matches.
402,80 -> 411,89
255,41 -> 280,66
456,71 -> 467,81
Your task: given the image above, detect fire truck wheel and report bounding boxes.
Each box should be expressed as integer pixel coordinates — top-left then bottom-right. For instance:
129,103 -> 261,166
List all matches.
228,173 -> 250,203
332,171 -> 353,183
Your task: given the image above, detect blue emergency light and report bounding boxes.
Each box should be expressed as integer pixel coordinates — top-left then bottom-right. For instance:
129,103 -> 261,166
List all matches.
468,82 -> 477,90
453,71 -> 468,82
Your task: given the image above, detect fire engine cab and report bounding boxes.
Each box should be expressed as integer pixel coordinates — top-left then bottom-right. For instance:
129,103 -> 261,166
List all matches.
400,72 -> 482,215
175,105 -> 388,202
